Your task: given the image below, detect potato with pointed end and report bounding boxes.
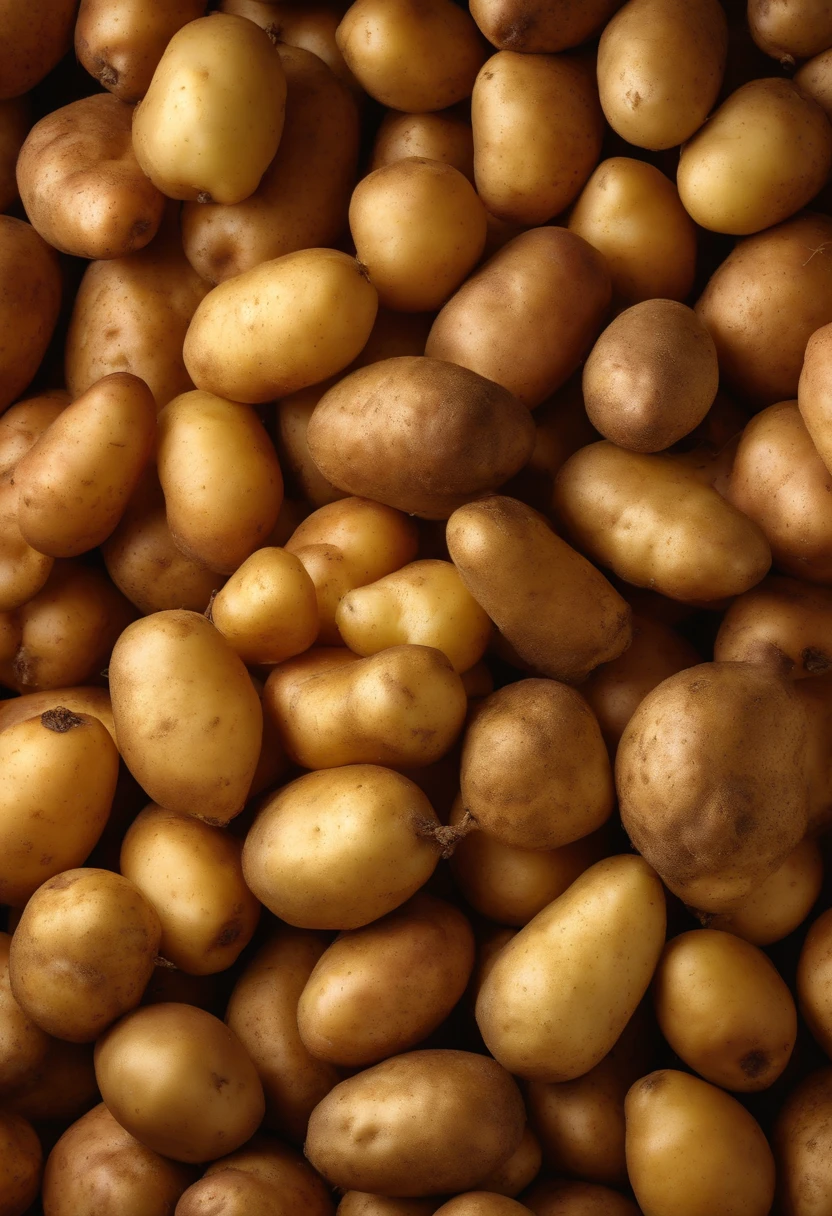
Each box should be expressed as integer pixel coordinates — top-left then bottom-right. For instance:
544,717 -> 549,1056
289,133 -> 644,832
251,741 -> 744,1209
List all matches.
0,217 -> 62,415
75,0 -> 207,103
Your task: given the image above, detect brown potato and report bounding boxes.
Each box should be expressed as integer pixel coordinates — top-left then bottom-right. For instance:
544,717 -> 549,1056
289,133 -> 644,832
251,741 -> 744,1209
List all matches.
0,0 -> 76,100
75,0 -> 207,103
425,228 -> 611,410
0,685 -> 114,743
0,933 -> 49,1093
210,547 -> 317,665
773,1067 -> 832,1216
523,1180 -> 640,1216
433,1198 -> 531,1215
799,318 -> 832,477
204,1135 -> 334,1215
707,838 -> 824,946
476,1126 -> 542,1199
749,0 -> 832,61
339,1197 -> 439,1216
796,47 -> 832,116
469,0 -> 623,52
0,96 -> 28,212
223,0 -> 357,93
0,389 -> 68,479
798,908 -> 832,1057
305,1049 -> 526,1197
2,1037 -> 99,1123
175,1170 -> 301,1216
0,1111 -> 41,1216
0,478 -> 53,613
0,216 -> 62,414
715,576 -> 832,676
371,108 -> 473,181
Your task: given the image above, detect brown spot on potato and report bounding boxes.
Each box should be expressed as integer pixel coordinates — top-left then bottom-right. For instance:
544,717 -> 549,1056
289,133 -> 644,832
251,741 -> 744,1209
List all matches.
41,707 -> 85,733
740,1049 -> 770,1079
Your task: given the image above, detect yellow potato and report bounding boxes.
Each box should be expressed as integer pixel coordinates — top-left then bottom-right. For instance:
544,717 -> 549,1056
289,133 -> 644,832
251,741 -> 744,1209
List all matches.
715,576 -> 832,676
371,108 -> 474,181
109,610 -> 263,826
597,0 -> 728,150
223,0 -> 357,94
204,1135 -> 335,1215
523,1179 -> 639,1216
0,216 -> 62,414
120,804 -> 261,976
749,0 -> 832,61
75,0 -> 207,102
472,51 -> 603,225
0,478 -> 53,613
0,96 -> 28,212
0,933 -> 49,1093
798,908 -> 832,1057
132,14 -> 286,204
707,838 -> 824,946
210,547 -> 317,665
425,228 -> 611,409
0,686 -> 115,744
305,1049 -> 526,1196
0,389 -> 68,478
183,248 -> 378,404
0,1111 -> 41,1216
0,0 -> 76,99
773,1067 -> 832,1216
469,0 -> 623,52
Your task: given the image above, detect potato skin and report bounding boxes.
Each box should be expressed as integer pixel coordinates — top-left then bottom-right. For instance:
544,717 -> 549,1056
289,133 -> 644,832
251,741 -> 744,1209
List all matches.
338,1197 -> 438,1216
469,0 -> 624,52
714,577 -> 832,677
708,838 -> 824,946
749,0 -> 832,61
203,1136 -> 335,1216
432,1197 -> 530,1215
0,685 -> 114,742
0,478 -> 53,614
773,1067 -> 832,1216
798,908 -> 832,1058
799,320 -> 832,477
0,0 -> 77,100
0,1110 -> 41,1216
0,217 -> 62,415
0,932 -> 49,1093
523,1179 -> 639,1216
75,0 -> 207,103
371,108 -> 474,182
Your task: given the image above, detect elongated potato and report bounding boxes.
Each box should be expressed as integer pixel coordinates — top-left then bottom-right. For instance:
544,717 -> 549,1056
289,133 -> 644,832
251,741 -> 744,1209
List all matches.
75,0 -> 207,103
0,217 -> 62,414
0,97 -> 29,212
0,0 -> 77,100
470,0 -> 623,52
371,108 -> 474,181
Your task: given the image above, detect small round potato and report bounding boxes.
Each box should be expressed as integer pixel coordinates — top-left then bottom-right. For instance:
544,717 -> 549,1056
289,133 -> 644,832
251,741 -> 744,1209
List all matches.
75,0 -> 207,103
210,547 -> 318,665
0,216 -> 62,414
370,108 -> 474,181
0,1111 -> 41,1216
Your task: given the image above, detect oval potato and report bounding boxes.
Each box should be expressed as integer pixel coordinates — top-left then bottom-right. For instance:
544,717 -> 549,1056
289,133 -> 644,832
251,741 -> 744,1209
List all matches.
75,0 -> 207,103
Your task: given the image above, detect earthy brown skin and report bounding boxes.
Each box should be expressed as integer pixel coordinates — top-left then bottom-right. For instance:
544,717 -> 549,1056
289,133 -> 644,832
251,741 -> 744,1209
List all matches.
0,389 -> 68,479
371,108 -> 474,181
799,320 -> 832,476
798,908 -> 832,1058
338,1197 -> 440,1216
446,497 -> 632,683
222,0 -> 357,94
16,94 -> 165,260
307,357 -> 535,519
0,216 -> 62,415
432,1197 -> 532,1215
2,1037 -> 99,1123
477,1126 -> 542,1198
0,933 -> 49,1093
0,1110 -> 41,1216
204,1135 -> 335,1215
425,228 -> 611,410
469,0 -> 624,52
305,1050 -> 526,1197
715,576 -> 832,677
522,1179 -> 640,1216
0,96 -> 28,211
707,838 -> 824,946
774,1066 -> 832,1216
0,686 -> 114,741
617,662 -> 810,913
0,478 -> 53,612
75,0 -> 207,103
0,0 -> 77,100
749,0 -> 832,62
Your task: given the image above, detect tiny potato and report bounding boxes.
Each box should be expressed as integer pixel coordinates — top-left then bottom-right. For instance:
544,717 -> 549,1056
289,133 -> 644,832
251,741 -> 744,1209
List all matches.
0,932 -> 49,1093
210,547 -> 317,665
0,0 -> 76,100
798,907 -> 832,1057
707,838 -> 824,946
0,97 -> 29,212
0,1111 -> 41,1216
370,108 -> 474,181
469,0 -> 624,52
523,1179 -> 639,1216
75,0 -> 207,103
0,216 -> 62,414
773,1067 -> 832,1216
715,576 -> 832,677
0,389 -> 69,479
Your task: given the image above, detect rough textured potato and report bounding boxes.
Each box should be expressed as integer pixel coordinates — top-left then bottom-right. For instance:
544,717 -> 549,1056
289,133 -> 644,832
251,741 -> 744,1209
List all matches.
0,97 -> 28,212
469,0 -> 623,52
0,217 -> 62,414
708,838 -> 824,946
523,1180 -> 639,1216
425,228 -> 611,409
203,1136 -> 334,1215
75,0 -> 207,103
371,109 -> 473,181
0,933 -> 49,1093
773,1067 -> 832,1216
749,0 -> 832,61
617,662 -> 810,913
0,1111 -> 41,1216
472,51 -> 604,225
210,547 -> 317,665
798,908 -> 832,1057
0,0 -> 76,100
0,685 -> 114,743
0,389 -> 68,478
305,1050 -> 525,1197
715,577 -> 832,677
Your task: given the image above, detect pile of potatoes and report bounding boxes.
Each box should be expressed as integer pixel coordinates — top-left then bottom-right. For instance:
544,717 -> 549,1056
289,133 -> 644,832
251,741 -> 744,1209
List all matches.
8,0 -> 832,1213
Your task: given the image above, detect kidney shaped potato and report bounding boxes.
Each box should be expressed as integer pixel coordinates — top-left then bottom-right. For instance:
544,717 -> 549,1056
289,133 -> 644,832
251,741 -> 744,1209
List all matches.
0,217 -> 62,415
75,0 -> 207,103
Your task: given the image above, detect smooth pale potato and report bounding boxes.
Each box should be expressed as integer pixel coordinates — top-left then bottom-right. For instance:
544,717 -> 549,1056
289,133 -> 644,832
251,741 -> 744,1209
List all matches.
798,908 -> 832,1057
581,301 -> 718,453
0,686 -> 114,743
132,14 -> 286,204
184,248 -> 378,404
65,209 -> 210,411
432,1197 -> 531,1215
469,0 -> 623,52
0,1111 -> 41,1216
0,97 -> 28,211
0,216 -> 62,414
158,390 -> 283,574
15,373 -> 156,559
120,804 -> 261,976
371,108 -> 473,181
225,929 -> 341,1142
0,389 -> 68,479
715,576 -> 832,676
350,158 -> 487,312
0,710 -> 118,908
17,94 -> 165,259
242,765 -> 441,929
569,157 -> 697,306
477,1126 -> 542,1198
476,855 -> 666,1081
460,679 -> 613,851
695,213 -> 832,408
2,1037 -> 99,1124
471,51 -> 604,225
707,838 -> 824,945
523,1179 -> 640,1216
653,929 -> 797,1092
338,1195 -> 439,1215
94,1003 -> 264,1163
425,228 -> 611,409
0,0 -> 76,99
625,1070 -> 775,1216
554,442 -> 772,602
182,43 -> 359,284
223,0 -> 357,93
800,320 -> 832,477
109,611 -> 263,826
774,1067 -> 832,1216
204,1135 -> 335,1215
75,0 -> 207,103
336,559 -> 492,673
446,496 -> 631,683
307,357 -> 535,518
305,1049 -> 525,1197
597,0 -> 728,150
210,547 -> 317,665
617,662 -> 810,913
336,0 -> 487,111
0,933 -> 49,1093
0,478 -> 53,613
41,1103 -> 195,1216
796,47 -> 832,116
297,893 -> 474,1067
749,0 -> 832,61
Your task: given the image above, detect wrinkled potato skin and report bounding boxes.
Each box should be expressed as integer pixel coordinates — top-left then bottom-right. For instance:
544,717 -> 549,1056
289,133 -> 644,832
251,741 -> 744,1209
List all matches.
0,0 -> 76,100
0,686 -> 114,743
749,0 -> 832,61
371,109 -> 474,181
426,228 -> 611,410
305,1050 -> 526,1197
0,97 -> 28,212
0,1110 -> 41,1216
799,320 -> 832,476
773,1067 -> 832,1216
472,51 -> 604,225
798,908 -> 832,1057
0,933 -> 49,1093
0,217 -> 62,415
470,0 -> 623,52
16,95 -> 165,260
709,838 -> 824,946
75,0 -> 207,103
0,390 -> 68,479
183,44 -> 359,284
715,577 -> 832,677
523,1179 -> 640,1215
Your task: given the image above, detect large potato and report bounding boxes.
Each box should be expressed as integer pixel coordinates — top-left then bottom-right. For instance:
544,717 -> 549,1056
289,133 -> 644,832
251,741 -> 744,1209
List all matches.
0,1111 -> 41,1216
305,1050 -> 525,1196
0,933 -> 49,1093
75,0 -> 207,103
469,0 -> 623,52
617,662 -> 810,912
425,228 -> 611,409
109,611 -> 263,826
749,0 -> 832,61
708,838 -> 824,946
773,1067 -> 832,1216
0,97 -> 28,212
0,0 -> 76,99
471,51 -> 603,225
370,108 -> 473,181
306,357 -> 535,518
0,217 -> 62,414
715,576 -> 832,676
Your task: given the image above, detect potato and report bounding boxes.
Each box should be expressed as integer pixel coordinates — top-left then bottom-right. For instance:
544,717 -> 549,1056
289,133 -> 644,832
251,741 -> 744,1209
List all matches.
204,1135 -> 334,1215
469,0 -> 623,52
17,95 -> 165,259
581,301 -> 718,453
796,47 -> 832,116
2,1037 -> 99,1123
336,0 -> 487,111
133,14 -> 286,204
568,157 -> 697,307
774,1067 -> 832,1216
0,0 -> 76,100
625,1070 -> 775,1216
0,685 -> 114,744
350,158 -> 487,312
275,385 -> 353,508
695,213 -> 832,408
351,307 -> 435,369
471,52 -> 603,225
339,1198 -> 439,1216
175,1171 -> 302,1216
0,933 -> 49,1093
715,577 -> 832,676
749,0 -> 832,61
0,1111 -> 41,1216
799,318 -> 832,480
446,497 -> 631,683
65,210 -> 210,411
0,478 -> 53,613
305,1049 -> 526,1196
242,765 -> 441,929
432,1198 -> 530,1215
94,1003 -> 264,1163
109,611 -> 263,826
0,389 -> 68,478
597,0 -> 727,150
0,216 -> 62,414
307,357 -> 535,518
0,709 -> 118,908
497,377 -> 596,514
183,248 -> 378,404
617,662 -> 810,913
798,907 -> 832,1057
476,1126 -> 541,1199
476,855 -> 666,1081
425,228 -> 611,410
75,0 -> 207,103
653,929 -> 797,1092
223,0 -> 357,93
554,442 -> 771,602
297,893 -> 474,1067
226,929 -> 341,1142
707,838 -> 824,946
371,108 -> 473,181
0,97 -> 28,212
523,1180 -> 639,1216
182,43 -> 359,284
158,391 -> 283,574
120,804 -> 261,976
209,547 -> 317,665
41,1102 -> 195,1216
